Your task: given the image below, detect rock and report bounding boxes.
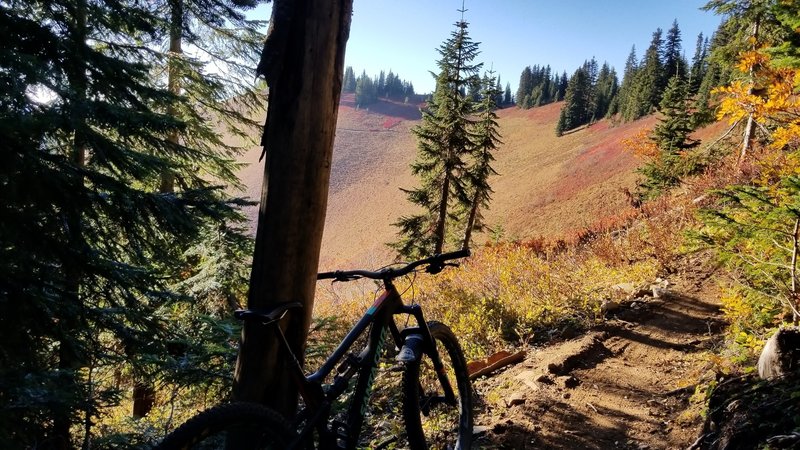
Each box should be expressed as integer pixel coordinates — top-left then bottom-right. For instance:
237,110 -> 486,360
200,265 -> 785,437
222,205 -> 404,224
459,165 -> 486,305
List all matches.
650,279 -> 670,298
612,282 -> 637,296
507,391 -> 526,406
601,299 -> 621,314
472,425 -> 490,437
558,375 -> 580,389
757,327 -> 800,379
514,370 -> 543,391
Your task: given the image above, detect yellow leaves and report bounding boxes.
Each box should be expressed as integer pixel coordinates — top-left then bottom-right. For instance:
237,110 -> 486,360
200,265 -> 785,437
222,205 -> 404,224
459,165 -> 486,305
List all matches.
714,81 -> 762,124
773,123 -> 800,149
715,49 -> 800,152
736,50 -> 768,73
622,128 -> 658,159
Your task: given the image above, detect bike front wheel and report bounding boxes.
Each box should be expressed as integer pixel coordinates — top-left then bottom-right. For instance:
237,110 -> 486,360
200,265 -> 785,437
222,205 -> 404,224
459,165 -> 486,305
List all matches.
154,402 -> 295,450
402,321 -> 473,449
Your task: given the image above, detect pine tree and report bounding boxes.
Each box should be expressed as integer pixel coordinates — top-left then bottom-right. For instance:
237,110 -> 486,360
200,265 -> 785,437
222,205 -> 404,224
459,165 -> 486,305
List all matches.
556,71 -> 569,101
616,45 -> 639,120
504,82 -> 512,105
392,15 -> 482,258
355,71 -> 377,106
638,74 -> 698,198
343,66 -> 357,92
594,62 -> 619,119
0,0 -> 260,445
555,66 -> 594,135
689,33 -> 708,93
623,28 -> 664,121
516,66 -> 533,109
462,71 -> 502,249
663,19 -> 687,82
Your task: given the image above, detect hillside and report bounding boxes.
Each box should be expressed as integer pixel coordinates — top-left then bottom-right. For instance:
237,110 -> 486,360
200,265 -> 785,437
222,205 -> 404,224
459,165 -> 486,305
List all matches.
237,94 -> 664,268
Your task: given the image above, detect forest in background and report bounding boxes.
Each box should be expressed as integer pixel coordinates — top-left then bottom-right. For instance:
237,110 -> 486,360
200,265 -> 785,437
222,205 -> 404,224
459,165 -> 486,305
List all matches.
3,0 -> 800,448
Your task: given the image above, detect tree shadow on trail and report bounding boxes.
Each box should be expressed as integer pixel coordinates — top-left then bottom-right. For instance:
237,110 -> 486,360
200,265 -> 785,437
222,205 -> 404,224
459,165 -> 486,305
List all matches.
610,292 -> 725,347
476,399 -> 648,449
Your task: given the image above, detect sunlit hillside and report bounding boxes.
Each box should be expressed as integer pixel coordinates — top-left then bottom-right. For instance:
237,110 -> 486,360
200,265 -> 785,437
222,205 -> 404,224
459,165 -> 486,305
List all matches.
236,93 -> 717,269
238,95 -> 644,267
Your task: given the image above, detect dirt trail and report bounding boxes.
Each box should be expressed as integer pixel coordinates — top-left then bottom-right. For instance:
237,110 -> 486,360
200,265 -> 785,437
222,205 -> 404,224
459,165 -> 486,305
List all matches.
472,255 -> 726,449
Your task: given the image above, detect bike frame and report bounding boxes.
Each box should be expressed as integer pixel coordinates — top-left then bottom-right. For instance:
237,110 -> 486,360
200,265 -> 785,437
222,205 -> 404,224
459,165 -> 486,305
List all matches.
268,279 -> 455,450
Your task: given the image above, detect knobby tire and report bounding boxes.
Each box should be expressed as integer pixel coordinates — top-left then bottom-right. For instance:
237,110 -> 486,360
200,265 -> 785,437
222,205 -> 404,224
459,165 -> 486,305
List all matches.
154,402 -> 295,450
402,321 -> 473,450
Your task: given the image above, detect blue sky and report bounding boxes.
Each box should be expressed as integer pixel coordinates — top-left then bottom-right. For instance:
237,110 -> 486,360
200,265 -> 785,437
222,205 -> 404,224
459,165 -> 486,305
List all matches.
250,1 -> 723,94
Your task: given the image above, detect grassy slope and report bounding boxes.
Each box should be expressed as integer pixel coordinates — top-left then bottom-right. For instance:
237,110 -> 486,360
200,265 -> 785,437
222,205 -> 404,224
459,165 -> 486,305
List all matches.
236,94 -> 674,268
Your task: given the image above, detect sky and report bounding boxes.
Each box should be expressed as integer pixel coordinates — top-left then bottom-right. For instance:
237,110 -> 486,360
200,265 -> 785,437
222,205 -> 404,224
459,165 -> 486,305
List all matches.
250,1 -> 724,95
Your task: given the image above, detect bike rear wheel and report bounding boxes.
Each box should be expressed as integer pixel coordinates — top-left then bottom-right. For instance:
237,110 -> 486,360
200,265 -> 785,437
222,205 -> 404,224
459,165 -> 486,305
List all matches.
402,321 -> 473,449
155,402 -> 295,450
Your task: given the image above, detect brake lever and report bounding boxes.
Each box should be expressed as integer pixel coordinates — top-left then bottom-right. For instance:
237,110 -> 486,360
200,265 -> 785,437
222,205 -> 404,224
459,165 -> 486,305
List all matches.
331,272 -> 361,283
425,261 -> 460,274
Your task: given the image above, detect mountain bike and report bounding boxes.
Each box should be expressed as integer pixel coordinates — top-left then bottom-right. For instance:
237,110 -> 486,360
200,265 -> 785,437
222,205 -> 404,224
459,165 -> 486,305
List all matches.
155,249 -> 473,449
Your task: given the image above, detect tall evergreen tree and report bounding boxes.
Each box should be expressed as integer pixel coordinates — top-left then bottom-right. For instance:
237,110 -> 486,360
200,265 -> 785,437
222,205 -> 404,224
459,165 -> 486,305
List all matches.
355,70 -> 377,106
638,74 -> 698,198
393,15 -> 482,258
622,28 -> 665,121
343,65 -> 357,92
504,82 -> 512,105
663,19 -> 687,82
594,62 -> 619,120
0,0 -> 261,445
462,71 -> 502,249
516,66 -> 533,109
555,66 -> 591,135
556,71 -> 569,101
689,33 -> 709,93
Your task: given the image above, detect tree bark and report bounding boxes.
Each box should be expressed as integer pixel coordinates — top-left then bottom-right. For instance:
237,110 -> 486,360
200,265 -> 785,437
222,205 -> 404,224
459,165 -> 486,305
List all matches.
233,0 -> 352,418
159,0 -> 183,194
738,16 -> 761,166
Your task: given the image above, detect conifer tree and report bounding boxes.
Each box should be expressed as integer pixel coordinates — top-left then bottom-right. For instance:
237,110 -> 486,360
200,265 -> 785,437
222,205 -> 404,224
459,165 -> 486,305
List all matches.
555,66 -> 591,134
462,71 -> 502,249
355,71 -> 378,106
516,66 -> 533,109
622,28 -> 665,121
343,66 -> 357,92
594,62 -> 619,119
638,74 -> 698,198
663,20 -> 687,82
556,71 -> 569,101
504,82 -> 512,105
0,0 -> 260,445
689,33 -> 709,93
393,15 -> 482,258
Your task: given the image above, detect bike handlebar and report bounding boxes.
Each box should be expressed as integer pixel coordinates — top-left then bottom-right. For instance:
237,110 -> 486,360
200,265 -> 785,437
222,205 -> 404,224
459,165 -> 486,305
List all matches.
317,248 -> 471,282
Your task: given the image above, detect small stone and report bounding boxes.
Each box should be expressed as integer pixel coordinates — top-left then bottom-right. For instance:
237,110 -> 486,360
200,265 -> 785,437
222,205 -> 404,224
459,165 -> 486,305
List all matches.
507,391 -> 526,406
536,374 -> 553,384
561,375 -> 580,389
601,299 -> 621,313
472,425 -> 489,437
562,392 -> 571,399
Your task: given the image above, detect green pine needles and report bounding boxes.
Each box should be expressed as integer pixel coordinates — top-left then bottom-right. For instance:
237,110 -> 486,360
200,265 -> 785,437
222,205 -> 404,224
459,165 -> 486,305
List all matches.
392,17 -> 501,259
0,0 -> 265,446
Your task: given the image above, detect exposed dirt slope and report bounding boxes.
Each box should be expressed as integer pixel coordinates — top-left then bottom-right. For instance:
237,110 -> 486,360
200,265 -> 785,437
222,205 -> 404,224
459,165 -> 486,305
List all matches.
472,254 -> 725,449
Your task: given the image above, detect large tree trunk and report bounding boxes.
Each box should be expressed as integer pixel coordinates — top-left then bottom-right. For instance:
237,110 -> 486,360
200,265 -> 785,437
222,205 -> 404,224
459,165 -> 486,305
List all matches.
233,0 -> 352,418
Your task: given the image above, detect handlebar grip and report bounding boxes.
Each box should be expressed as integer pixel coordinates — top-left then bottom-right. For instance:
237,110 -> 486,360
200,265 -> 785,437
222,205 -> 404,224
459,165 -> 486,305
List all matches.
317,271 -> 337,280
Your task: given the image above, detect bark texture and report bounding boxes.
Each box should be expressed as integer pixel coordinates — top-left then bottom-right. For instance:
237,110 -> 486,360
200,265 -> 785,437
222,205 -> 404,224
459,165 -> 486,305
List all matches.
233,0 -> 352,417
